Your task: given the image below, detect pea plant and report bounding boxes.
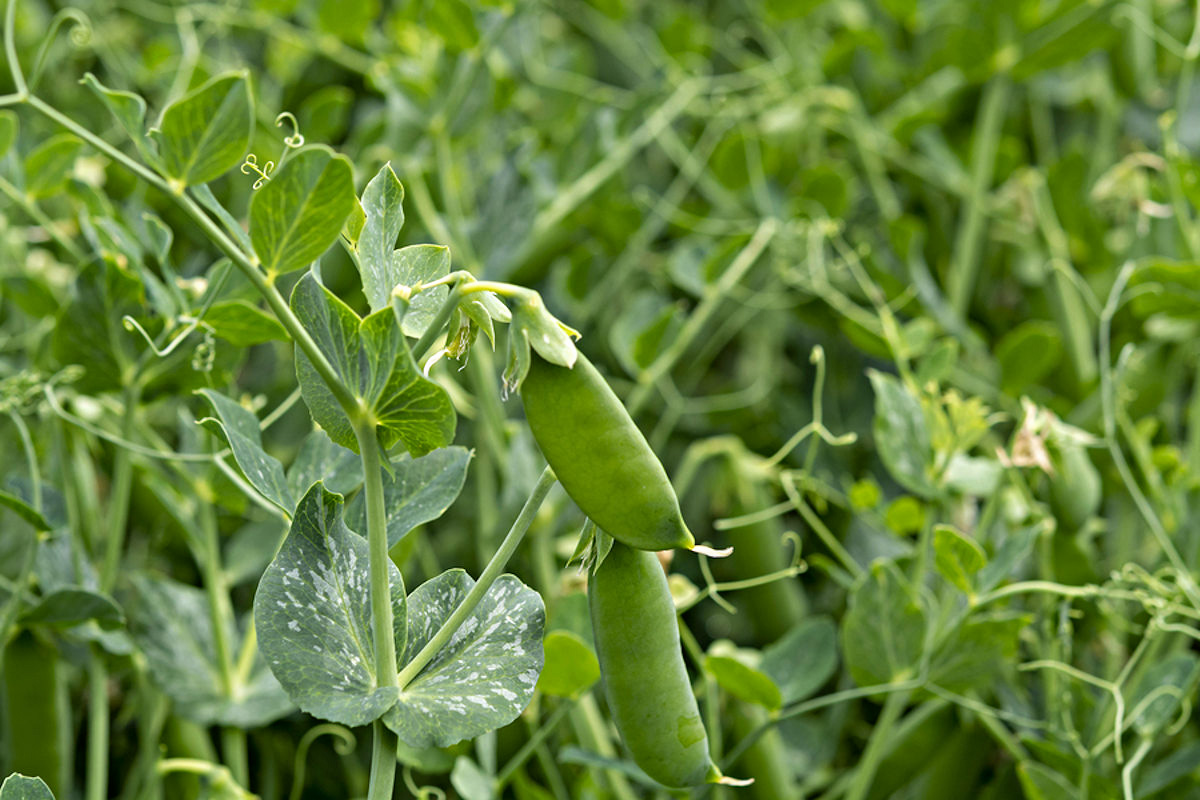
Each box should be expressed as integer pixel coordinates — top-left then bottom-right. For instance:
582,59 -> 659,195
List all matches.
8,0 -> 1200,799
0,5 -> 698,799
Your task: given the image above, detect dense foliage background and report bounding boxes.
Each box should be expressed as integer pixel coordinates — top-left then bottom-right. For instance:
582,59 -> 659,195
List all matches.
5,0 -> 1200,798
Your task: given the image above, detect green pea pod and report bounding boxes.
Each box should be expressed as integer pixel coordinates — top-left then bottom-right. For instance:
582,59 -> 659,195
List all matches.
2,628 -> 71,799
1048,442 -> 1101,532
521,352 -> 698,552
588,540 -> 746,789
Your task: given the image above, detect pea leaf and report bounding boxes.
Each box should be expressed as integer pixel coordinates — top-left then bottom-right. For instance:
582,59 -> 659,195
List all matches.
841,561 -> 925,686
286,431 -> 363,499
705,652 -> 782,710
250,146 -> 356,276
761,616 -> 838,704
868,370 -> 938,499
391,245 -> 451,338
151,72 -> 252,187
202,300 -> 289,345
129,572 -> 293,727
384,569 -> 544,749
345,446 -> 471,547
24,134 -> 82,198
357,163 -> 407,310
1129,654 -> 1198,737
0,774 -> 55,800
1017,762 -> 1078,800
20,589 -> 124,629
996,321 -> 1063,394
80,73 -> 156,165
198,389 -> 292,513
291,272 -> 456,455
933,525 -> 987,596
536,630 -> 599,698
928,613 -> 1028,693
0,488 -> 51,531
255,483 -> 405,726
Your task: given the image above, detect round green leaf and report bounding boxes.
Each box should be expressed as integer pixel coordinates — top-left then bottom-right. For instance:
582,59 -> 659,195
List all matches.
536,630 -> 599,698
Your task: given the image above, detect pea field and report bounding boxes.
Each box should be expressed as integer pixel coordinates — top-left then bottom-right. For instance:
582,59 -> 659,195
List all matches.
3,0 -> 1200,798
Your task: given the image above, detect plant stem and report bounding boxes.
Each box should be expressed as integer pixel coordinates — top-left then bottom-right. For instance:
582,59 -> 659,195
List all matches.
396,466 -> 557,689
412,284 -> 461,360
946,75 -> 1010,316
221,727 -> 249,789
355,422 -> 399,688
4,0 -> 27,96
495,701 -> 572,790
628,217 -> 777,415
366,722 -> 396,800
23,94 -> 359,417
843,689 -> 910,800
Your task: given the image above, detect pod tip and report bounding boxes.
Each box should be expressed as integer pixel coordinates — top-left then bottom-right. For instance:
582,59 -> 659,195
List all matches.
716,776 -> 755,787
690,544 -> 734,558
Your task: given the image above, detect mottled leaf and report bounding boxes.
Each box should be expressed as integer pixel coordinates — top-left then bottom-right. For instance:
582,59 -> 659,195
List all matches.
130,572 -> 293,727
385,570 -> 544,748
255,483 -> 405,726
0,774 -> 55,800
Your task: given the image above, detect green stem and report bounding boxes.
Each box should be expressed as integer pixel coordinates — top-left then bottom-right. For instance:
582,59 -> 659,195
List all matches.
412,284 -> 462,360
86,655 -> 108,800
494,701 -> 572,790
946,75 -> 1010,316
23,94 -> 359,416
4,0 -> 26,95
355,421 -> 399,688
396,466 -> 556,689
844,690 -> 911,800
221,727 -> 248,789
0,175 -> 85,260
366,722 -> 396,800
573,694 -> 639,800
100,382 -> 140,592
628,217 -> 777,415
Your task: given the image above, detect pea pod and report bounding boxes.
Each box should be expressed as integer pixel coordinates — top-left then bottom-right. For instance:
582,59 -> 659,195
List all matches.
1048,441 -> 1101,531
521,352 -> 695,552
2,628 -> 71,799
589,540 -> 744,788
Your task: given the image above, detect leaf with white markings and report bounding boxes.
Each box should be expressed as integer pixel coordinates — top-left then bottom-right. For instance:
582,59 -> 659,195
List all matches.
151,72 -> 252,187
346,446 -> 471,546
255,483 -> 405,726
384,569 -> 544,749
129,573 -> 293,727
0,774 -> 55,800
198,389 -> 292,513
291,272 -> 456,455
